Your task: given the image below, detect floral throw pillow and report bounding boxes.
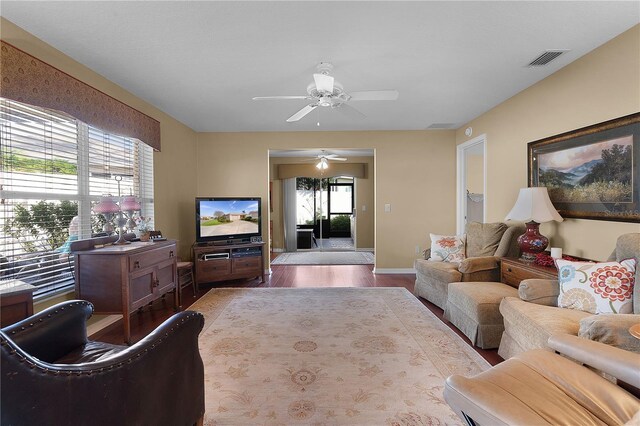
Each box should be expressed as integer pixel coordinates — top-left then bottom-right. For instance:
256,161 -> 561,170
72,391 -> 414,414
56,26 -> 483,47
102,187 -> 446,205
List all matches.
429,234 -> 466,263
556,258 -> 636,314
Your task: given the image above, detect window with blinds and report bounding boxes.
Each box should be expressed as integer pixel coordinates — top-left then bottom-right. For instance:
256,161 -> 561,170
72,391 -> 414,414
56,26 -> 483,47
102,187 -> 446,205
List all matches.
0,98 -> 154,298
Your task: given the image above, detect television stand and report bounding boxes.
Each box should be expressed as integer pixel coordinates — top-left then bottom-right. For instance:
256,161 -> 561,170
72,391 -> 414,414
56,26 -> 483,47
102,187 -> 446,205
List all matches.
192,242 -> 265,289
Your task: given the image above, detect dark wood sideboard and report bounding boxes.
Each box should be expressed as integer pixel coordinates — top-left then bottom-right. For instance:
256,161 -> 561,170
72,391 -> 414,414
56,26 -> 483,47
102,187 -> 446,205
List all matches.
73,240 -> 178,344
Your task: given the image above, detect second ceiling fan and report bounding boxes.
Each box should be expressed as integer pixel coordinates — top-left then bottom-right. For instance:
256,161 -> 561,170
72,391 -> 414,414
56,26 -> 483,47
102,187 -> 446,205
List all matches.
252,63 -> 399,123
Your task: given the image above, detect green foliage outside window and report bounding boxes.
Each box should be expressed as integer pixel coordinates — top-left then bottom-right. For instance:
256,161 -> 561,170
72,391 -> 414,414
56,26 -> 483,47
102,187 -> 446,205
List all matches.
330,214 -> 351,232
4,201 -> 103,252
2,153 -> 77,175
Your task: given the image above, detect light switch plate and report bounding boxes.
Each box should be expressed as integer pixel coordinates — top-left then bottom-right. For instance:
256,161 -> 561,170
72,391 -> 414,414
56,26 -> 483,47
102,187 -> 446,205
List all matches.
384,204 -> 391,212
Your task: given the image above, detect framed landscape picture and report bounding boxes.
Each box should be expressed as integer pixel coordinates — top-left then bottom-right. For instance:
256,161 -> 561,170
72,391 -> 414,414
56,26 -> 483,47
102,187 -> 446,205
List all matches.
528,113 -> 640,223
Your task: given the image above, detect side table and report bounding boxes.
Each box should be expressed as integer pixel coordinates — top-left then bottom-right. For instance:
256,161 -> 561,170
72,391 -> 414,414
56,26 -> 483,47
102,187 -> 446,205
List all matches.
500,257 -> 557,288
0,280 -> 36,327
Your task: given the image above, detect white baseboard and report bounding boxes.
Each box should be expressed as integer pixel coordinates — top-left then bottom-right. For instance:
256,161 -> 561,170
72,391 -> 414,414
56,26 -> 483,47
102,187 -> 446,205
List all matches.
271,248 -> 285,253
356,248 -> 374,252
373,267 -> 416,274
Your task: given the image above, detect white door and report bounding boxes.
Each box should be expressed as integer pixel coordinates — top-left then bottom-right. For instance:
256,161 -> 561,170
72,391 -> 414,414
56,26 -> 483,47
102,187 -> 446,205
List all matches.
456,135 -> 486,234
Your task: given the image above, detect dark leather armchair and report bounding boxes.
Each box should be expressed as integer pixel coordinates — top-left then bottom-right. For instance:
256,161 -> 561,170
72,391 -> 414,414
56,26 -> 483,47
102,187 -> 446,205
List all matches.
1,300 -> 205,426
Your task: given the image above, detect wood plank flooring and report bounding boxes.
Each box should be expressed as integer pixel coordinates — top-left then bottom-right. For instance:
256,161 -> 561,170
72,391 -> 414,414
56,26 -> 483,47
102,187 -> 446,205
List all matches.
96,264 -> 503,366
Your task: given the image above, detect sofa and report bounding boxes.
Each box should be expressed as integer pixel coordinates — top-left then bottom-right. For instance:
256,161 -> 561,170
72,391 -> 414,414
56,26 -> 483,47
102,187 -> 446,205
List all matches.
414,222 -> 524,310
445,334 -> 640,426
498,233 -> 640,359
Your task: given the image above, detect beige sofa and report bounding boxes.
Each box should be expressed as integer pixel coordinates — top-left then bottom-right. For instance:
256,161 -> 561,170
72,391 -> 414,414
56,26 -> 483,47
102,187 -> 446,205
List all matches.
498,233 -> 640,359
414,222 -> 523,310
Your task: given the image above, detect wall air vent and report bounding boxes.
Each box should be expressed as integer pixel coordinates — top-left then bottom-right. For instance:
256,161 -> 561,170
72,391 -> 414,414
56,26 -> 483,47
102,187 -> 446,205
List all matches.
427,123 -> 457,129
527,50 -> 569,67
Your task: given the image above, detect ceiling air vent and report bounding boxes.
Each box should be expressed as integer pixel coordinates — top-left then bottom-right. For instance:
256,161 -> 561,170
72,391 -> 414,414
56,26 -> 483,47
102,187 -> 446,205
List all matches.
427,123 -> 457,129
527,50 -> 569,67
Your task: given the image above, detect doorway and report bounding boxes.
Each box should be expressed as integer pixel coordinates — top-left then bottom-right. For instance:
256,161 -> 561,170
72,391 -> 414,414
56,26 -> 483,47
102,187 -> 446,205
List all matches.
456,135 -> 486,234
295,176 -> 355,251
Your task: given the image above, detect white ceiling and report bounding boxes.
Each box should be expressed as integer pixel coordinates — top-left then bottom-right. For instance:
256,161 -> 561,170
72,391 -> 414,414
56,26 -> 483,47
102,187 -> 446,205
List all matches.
2,2 -> 638,133
270,149 -> 374,158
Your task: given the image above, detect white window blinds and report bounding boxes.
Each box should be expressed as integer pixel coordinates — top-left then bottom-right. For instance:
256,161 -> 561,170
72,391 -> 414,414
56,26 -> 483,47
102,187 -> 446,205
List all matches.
1,98 -> 154,297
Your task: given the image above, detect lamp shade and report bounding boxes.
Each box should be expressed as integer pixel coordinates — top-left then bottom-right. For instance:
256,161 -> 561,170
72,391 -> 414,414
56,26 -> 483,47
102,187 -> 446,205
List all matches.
93,196 -> 120,214
120,195 -> 141,212
505,187 -> 563,223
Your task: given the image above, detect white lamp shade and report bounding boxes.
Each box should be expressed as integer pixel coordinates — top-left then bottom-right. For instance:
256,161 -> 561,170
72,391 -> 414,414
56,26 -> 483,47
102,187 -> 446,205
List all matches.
505,187 -> 564,223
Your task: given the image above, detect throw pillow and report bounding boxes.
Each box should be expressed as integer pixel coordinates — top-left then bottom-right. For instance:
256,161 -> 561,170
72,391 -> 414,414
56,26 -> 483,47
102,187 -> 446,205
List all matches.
556,259 -> 636,314
465,222 -> 507,257
429,234 -> 466,263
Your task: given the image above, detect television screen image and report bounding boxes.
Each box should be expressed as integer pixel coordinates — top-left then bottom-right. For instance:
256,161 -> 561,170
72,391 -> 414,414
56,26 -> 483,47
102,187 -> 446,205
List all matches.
197,198 -> 261,242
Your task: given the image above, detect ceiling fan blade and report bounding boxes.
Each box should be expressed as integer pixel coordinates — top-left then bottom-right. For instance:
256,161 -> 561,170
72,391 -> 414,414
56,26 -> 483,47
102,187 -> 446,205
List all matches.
314,73 -> 334,94
252,96 -> 310,100
286,104 -> 318,122
334,103 -> 366,120
348,90 -> 399,101
328,157 -> 347,161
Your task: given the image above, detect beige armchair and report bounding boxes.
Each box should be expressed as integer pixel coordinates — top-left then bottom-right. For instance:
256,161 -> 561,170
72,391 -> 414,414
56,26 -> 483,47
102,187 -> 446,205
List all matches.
414,222 -> 524,309
444,334 -> 640,426
499,233 -> 640,359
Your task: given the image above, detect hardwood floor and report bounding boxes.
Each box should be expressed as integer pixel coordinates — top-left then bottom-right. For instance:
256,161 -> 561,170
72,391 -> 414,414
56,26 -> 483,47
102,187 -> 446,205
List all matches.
96,264 -> 503,366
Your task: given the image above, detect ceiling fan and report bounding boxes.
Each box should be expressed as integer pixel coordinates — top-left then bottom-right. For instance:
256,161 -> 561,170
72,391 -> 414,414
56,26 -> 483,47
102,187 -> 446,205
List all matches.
252,63 -> 399,123
298,150 -> 348,169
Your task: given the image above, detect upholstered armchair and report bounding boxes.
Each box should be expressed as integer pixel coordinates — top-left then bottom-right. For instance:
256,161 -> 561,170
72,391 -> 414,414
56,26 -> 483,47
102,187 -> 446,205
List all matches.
1,300 -> 205,426
414,222 -> 524,309
499,233 -> 640,359
445,334 -> 640,426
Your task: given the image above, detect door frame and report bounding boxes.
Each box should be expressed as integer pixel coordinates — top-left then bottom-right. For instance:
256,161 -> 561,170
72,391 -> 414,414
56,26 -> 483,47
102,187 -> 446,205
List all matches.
456,134 -> 487,235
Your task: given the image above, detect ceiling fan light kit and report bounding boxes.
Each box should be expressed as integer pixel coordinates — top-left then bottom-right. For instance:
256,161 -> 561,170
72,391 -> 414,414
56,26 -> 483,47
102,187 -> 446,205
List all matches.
252,62 -> 399,123
316,157 -> 329,170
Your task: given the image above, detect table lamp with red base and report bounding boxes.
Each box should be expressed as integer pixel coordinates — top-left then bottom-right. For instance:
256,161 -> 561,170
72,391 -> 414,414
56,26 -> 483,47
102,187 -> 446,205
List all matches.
505,187 -> 564,262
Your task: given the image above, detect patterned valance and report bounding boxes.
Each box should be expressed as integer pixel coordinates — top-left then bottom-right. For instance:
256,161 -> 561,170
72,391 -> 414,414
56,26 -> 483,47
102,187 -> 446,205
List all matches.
0,41 -> 161,151
277,163 -> 366,179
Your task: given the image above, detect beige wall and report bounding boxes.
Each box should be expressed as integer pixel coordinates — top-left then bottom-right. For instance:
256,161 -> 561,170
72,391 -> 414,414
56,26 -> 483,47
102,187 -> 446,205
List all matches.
1,18 -> 198,260
269,156 -> 375,250
456,25 -> 640,261
196,131 -> 457,269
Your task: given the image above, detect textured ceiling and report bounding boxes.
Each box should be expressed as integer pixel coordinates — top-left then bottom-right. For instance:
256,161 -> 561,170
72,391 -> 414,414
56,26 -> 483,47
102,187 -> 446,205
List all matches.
1,1 -> 638,132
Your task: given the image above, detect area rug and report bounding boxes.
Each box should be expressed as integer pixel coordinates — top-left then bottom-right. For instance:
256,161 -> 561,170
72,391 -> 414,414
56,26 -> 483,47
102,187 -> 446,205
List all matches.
271,251 -> 374,265
188,287 -> 489,425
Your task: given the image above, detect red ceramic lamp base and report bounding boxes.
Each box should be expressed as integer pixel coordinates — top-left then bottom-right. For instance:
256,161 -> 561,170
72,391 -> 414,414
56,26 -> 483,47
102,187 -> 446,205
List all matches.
517,221 -> 549,262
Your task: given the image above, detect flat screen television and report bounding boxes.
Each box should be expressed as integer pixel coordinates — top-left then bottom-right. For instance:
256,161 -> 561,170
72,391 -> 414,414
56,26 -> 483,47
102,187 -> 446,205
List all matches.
195,197 -> 262,244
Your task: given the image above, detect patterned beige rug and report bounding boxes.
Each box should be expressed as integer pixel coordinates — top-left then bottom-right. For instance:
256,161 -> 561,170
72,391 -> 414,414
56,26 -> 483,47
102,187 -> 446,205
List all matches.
188,287 -> 489,425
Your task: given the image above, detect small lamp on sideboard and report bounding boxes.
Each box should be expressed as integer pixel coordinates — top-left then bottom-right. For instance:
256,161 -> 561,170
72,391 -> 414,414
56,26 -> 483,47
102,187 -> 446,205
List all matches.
505,187 -> 564,262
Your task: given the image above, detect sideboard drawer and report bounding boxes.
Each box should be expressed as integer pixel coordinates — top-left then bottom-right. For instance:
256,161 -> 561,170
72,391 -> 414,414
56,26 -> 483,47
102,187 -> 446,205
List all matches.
200,259 -> 231,275
129,245 -> 175,272
232,256 -> 261,273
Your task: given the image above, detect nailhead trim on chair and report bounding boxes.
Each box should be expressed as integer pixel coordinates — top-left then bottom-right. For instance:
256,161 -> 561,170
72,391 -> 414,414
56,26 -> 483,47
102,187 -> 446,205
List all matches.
2,311 -> 204,376
7,301 -> 94,336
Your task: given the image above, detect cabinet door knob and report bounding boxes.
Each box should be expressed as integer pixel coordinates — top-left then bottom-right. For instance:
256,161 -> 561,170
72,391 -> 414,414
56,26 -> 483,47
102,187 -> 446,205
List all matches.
506,267 -> 512,272
134,261 -> 140,269
169,250 -> 174,257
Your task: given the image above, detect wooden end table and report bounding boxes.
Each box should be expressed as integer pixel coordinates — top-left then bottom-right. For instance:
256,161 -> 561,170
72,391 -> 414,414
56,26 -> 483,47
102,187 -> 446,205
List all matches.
0,280 -> 36,327
500,257 -> 558,288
